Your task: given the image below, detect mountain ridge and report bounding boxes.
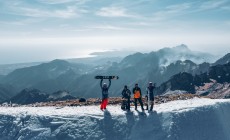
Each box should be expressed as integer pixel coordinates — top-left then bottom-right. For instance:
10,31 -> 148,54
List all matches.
5,88 -> 76,105
0,45 -> 228,100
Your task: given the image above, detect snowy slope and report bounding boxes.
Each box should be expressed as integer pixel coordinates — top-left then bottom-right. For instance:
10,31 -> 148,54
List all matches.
0,98 -> 230,140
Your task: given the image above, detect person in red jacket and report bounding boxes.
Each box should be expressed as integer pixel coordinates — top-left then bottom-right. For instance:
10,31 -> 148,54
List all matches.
100,79 -> 111,110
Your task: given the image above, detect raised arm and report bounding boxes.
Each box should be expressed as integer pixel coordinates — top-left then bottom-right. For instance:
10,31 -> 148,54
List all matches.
100,79 -> 103,89
121,89 -> 125,97
145,87 -> 148,98
108,79 -> 111,89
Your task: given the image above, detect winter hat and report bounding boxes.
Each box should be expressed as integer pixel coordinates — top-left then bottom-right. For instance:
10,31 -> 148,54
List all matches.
103,83 -> 107,87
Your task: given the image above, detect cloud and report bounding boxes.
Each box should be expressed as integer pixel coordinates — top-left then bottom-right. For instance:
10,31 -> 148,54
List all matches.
9,6 -> 87,18
37,0 -> 89,5
96,6 -> 134,17
0,21 -> 27,26
152,3 -> 192,21
37,0 -> 78,4
0,0 -> 229,61
150,0 -> 230,22
0,0 -> 88,19
87,25 -> 129,31
0,18 -> 44,26
199,0 -> 228,10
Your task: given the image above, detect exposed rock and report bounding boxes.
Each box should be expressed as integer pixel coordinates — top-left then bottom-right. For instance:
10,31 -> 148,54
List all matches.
26,94 -> 202,107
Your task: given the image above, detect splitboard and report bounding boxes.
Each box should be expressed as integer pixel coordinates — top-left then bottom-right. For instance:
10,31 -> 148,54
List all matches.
95,76 -> 119,80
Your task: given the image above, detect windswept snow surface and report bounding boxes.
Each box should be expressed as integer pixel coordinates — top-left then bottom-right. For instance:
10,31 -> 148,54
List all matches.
0,98 -> 230,140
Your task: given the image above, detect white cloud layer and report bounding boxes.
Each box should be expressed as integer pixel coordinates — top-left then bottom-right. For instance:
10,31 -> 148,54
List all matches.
0,0 -> 229,64
96,7 -> 134,17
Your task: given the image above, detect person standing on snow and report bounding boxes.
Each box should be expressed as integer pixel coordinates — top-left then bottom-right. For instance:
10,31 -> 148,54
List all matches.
133,83 -> 144,110
146,82 -> 155,111
121,85 -> 131,111
100,79 -> 111,110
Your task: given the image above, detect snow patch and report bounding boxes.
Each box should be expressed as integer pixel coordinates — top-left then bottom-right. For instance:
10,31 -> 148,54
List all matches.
0,98 -> 230,140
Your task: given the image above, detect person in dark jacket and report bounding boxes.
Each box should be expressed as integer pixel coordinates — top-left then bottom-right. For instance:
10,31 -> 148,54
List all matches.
100,79 -> 111,110
146,82 -> 155,111
133,83 -> 144,110
121,85 -> 131,110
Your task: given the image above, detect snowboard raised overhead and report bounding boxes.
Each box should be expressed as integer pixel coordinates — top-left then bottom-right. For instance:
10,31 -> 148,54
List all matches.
95,76 -> 119,80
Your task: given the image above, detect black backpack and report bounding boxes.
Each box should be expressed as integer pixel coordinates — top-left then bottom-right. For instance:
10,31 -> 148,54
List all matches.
123,89 -> 131,98
121,100 -> 127,110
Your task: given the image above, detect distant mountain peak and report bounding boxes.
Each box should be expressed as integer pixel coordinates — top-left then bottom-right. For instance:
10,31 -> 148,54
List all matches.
173,44 -> 190,51
50,59 -> 69,65
158,44 -> 190,54
21,88 -> 41,94
214,53 -> 230,65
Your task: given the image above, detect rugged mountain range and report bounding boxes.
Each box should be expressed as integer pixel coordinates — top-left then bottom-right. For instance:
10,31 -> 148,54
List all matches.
6,88 -> 76,105
1,59 -> 91,89
0,45 -> 228,101
156,62 -> 230,95
213,53 -> 230,65
0,50 -> 128,76
0,62 -> 42,75
0,84 -> 17,102
63,45 -> 219,98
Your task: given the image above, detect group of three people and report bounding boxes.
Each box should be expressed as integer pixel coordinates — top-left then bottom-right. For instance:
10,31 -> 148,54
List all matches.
100,79 -> 155,111
122,82 -> 155,111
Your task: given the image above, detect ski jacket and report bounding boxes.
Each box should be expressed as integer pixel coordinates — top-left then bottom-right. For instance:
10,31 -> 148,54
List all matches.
121,89 -> 131,99
100,79 -> 111,99
146,85 -> 155,100
133,87 -> 142,99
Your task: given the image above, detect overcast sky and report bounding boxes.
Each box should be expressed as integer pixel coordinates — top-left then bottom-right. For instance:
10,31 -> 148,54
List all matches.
0,0 -> 230,64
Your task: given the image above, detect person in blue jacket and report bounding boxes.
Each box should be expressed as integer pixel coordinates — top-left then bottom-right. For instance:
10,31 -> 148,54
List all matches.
146,82 -> 155,111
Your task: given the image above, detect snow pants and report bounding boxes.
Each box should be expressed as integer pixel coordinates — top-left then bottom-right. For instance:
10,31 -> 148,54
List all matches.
134,98 -> 144,110
146,97 -> 154,110
146,100 -> 154,110
126,98 -> 130,110
100,98 -> 108,109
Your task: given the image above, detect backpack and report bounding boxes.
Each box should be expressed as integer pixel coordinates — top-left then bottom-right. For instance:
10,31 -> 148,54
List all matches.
121,100 -> 127,110
122,89 -> 130,98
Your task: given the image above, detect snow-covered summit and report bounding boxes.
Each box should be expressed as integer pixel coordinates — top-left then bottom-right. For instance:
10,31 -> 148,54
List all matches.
0,98 -> 230,140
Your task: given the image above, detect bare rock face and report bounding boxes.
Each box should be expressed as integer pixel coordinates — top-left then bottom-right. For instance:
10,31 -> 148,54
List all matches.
27,94 -> 201,107
196,81 -> 230,99
156,62 -> 230,97
214,53 -> 230,65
